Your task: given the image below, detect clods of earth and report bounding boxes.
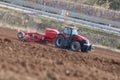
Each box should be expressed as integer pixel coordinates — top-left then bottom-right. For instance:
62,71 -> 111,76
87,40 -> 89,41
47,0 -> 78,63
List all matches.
0,28 -> 120,80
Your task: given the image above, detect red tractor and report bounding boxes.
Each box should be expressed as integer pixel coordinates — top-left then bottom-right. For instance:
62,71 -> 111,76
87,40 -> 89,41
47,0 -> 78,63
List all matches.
17,26 -> 94,52
55,26 -> 93,52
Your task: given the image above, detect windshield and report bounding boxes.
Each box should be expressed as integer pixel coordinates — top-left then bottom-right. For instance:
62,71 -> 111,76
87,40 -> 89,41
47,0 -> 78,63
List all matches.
72,29 -> 78,35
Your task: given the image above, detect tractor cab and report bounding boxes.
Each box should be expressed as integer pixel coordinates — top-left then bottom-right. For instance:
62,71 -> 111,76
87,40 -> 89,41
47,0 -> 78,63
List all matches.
63,26 -> 78,36
63,27 -> 78,46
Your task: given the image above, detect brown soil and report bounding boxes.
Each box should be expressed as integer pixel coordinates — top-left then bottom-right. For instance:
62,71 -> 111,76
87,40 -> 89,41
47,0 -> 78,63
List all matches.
0,27 -> 120,80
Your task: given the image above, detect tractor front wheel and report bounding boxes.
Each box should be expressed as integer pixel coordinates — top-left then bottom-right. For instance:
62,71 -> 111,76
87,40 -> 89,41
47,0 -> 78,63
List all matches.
81,45 -> 88,52
55,35 -> 65,48
70,41 -> 80,52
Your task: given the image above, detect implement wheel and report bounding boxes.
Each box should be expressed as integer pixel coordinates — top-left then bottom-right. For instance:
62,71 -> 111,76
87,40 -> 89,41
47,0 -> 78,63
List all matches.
17,32 -> 25,41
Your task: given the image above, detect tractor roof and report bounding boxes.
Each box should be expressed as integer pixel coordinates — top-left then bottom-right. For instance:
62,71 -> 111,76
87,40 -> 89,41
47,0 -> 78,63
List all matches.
65,26 -> 78,29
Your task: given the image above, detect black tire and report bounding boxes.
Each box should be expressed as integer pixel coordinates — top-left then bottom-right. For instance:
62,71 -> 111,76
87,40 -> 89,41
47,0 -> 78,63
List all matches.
70,41 -> 80,52
81,45 -> 88,52
55,35 -> 65,48
17,32 -> 25,41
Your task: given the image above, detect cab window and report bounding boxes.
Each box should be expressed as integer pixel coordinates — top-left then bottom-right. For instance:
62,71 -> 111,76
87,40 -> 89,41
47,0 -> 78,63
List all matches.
64,28 -> 71,35
72,29 -> 78,35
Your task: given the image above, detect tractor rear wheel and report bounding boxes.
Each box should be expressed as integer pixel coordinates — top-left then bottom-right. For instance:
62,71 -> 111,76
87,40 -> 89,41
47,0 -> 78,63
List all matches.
55,35 -> 65,48
70,41 -> 80,51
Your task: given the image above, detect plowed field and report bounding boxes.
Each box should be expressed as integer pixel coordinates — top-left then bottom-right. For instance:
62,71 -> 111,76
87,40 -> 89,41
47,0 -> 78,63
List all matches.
0,28 -> 120,80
